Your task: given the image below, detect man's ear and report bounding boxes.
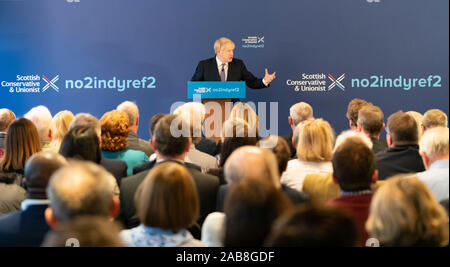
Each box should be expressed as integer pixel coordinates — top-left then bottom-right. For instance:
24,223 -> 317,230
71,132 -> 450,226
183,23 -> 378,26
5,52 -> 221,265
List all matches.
111,196 -> 120,219
288,116 -> 293,126
150,137 -> 157,151
136,116 -> 139,127
48,129 -> 52,139
185,138 -> 192,153
332,173 -> 338,184
420,152 -> 430,169
349,120 -> 354,130
371,170 -> 378,184
387,133 -> 393,147
356,121 -> 363,132
45,208 -> 58,229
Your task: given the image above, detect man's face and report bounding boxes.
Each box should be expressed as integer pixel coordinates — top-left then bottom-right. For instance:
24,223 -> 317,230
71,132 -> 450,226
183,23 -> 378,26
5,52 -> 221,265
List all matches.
217,43 -> 234,63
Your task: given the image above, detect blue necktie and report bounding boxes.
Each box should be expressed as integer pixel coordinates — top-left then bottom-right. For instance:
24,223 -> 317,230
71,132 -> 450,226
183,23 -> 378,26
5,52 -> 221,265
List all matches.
220,63 -> 226,81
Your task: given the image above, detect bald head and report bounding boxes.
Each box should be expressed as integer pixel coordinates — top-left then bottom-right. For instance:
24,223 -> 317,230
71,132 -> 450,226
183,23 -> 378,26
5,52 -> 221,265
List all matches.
224,146 -> 280,188
0,108 -> 16,132
24,151 -> 68,199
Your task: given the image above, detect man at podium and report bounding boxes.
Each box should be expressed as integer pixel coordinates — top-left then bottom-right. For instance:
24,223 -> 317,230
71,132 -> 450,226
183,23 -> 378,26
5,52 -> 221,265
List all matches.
191,37 -> 276,90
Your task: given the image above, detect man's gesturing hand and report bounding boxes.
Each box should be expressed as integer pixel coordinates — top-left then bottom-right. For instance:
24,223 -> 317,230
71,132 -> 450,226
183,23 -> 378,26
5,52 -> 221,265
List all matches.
264,68 -> 276,84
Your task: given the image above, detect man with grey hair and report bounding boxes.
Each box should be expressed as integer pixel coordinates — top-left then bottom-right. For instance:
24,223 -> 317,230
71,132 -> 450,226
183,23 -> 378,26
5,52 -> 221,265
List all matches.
417,127 -> 449,202
0,108 -> 16,157
69,113 -> 127,183
422,109 -> 448,132
45,161 -> 120,229
283,102 -> 314,158
24,105 -> 53,149
116,101 -> 154,157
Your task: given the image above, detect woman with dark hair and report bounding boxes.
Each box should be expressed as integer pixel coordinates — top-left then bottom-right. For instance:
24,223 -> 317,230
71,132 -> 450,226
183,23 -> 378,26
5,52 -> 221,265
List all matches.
59,126 -> 101,164
0,118 -> 41,215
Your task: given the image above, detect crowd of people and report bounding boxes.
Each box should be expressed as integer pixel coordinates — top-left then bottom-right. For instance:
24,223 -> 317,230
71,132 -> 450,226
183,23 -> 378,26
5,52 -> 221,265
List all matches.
0,99 -> 448,247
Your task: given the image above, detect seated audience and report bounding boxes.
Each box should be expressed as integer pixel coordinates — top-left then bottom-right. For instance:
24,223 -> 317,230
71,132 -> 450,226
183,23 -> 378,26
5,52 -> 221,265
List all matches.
42,216 -> 123,247
48,110 -> 74,151
0,118 -> 41,216
376,111 -> 425,180
366,174 -> 449,247
422,109 -> 448,132
281,119 -> 334,191
100,110 -> 149,175
283,102 -> 314,158
0,109 -> 15,158
229,102 -> 259,138
117,101 -> 154,157
0,151 -> 67,246
265,205 -> 358,247
121,162 -> 202,247
24,105 -> 53,150
224,178 -> 292,247
357,104 -> 388,153
417,127 -> 449,202
406,111 -> 424,141
201,212 -> 226,247
346,98 -> 370,130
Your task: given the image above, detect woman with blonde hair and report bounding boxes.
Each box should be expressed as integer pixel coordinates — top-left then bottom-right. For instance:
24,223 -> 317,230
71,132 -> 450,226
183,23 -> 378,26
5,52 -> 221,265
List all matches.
100,110 -> 148,176
366,174 -> 449,247
0,118 -> 41,215
120,162 -> 201,247
229,102 -> 259,138
49,110 -> 74,151
280,118 -> 334,191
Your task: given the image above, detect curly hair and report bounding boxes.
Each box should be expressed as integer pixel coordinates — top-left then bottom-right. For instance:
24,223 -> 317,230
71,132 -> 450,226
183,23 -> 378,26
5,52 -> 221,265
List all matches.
100,110 -> 129,152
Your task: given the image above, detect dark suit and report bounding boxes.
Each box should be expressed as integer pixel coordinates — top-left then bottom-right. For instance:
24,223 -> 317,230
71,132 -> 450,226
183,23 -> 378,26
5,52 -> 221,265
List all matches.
191,57 -> 268,90
196,138 -> 220,157
133,159 -> 201,174
101,157 -> 127,186
376,144 -> 426,180
127,131 -> 154,157
0,204 -> 49,247
119,160 -> 219,229
371,137 -> 388,154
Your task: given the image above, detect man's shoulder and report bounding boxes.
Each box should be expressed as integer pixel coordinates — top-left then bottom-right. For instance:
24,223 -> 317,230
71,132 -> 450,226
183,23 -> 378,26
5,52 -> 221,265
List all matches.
187,167 -> 219,186
121,170 -> 149,190
199,57 -> 217,65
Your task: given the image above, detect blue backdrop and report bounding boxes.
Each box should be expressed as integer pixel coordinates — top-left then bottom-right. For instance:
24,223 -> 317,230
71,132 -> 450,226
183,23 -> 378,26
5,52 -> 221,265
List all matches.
1,0 -> 448,140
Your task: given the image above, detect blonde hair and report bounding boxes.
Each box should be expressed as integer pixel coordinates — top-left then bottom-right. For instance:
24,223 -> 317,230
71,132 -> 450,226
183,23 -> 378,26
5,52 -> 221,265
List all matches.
406,111 -> 424,141
422,109 -> 448,130
366,174 -> 449,247
214,37 -> 235,54
100,110 -> 129,152
229,102 -> 258,137
173,102 -> 206,144
296,119 -> 334,162
50,110 -> 74,149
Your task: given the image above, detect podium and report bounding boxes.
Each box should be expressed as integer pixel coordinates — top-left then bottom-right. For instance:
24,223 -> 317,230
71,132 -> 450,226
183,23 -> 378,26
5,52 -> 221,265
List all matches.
188,81 -> 246,141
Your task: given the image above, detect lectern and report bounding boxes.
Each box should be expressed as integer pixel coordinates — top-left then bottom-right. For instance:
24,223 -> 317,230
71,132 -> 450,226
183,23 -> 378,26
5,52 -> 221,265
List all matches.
187,81 -> 246,141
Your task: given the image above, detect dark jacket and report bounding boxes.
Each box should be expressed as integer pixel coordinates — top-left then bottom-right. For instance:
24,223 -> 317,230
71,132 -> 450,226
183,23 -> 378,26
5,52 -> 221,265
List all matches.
126,131 -> 154,157
100,157 -> 128,186
376,144 -> 425,180
282,133 -> 296,159
196,138 -> 220,157
371,137 -> 388,154
119,160 -> 219,229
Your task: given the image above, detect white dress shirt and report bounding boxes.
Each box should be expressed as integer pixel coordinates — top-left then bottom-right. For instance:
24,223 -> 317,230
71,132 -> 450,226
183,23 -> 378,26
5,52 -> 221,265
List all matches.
216,56 -> 269,86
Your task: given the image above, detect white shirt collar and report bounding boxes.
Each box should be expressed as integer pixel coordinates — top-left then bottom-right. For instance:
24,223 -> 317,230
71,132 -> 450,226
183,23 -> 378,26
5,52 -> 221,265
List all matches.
216,56 -> 227,67
21,199 -> 50,211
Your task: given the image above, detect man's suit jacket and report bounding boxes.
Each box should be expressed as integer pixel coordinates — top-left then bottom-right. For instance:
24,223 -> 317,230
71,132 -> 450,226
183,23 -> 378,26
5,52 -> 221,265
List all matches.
127,131 -> 154,157
196,138 -> 220,157
191,57 -> 267,90
376,144 -> 425,180
119,160 -> 219,229
101,157 -> 128,186
0,204 -> 49,247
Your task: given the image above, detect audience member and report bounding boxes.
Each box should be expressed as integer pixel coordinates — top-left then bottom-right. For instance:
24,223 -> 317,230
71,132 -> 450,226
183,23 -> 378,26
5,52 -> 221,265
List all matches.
100,110 -> 149,175
0,109 -> 15,158
24,105 -> 53,149
346,98 -> 370,130
422,109 -> 448,132
201,212 -> 226,247
281,119 -> 334,191
376,111 -> 425,180
406,111 -> 424,141
417,127 -> 449,202
229,102 -> 259,137
357,104 -> 388,153
265,205 -> 358,247
366,174 -> 449,247
121,162 -> 202,247
117,101 -> 154,157
283,102 -> 314,158
48,110 -> 74,151
0,151 -> 67,246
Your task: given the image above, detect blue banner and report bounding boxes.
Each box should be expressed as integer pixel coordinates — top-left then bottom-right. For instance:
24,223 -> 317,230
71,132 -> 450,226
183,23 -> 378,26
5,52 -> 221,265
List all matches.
188,81 -> 246,99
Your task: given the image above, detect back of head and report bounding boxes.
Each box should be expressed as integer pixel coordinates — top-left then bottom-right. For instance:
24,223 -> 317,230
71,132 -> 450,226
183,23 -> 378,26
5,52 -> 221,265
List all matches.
24,105 -> 52,142
289,102 -> 313,126
201,212 -> 226,247
100,110 -> 129,152
265,205 -> 358,247
346,98 -> 369,128
42,215 -> 123,247
69,113 -> 101,137
387,111 -> 418,145
224,146 -> 280,188
258,136 -> 290,176
153,114 -> 190,157
134,162 -> 199,231
50,110 -> 74,148
332,137 -> 376,192
406,111 -> 424,141
297,119 -> 334,162
0,108 -> 16,132
47,161 -> 116,222
224,178 -> 291,247
116,101 -> 139,127
173,102 -> 206,144
0,118 -> 41,172
358,104 -> 384,136
419,126 -> 449,162
59,126 -> 102,164
229,102 -> 258,136
366,174 -> 449,246
24,151 -> 67,199
422,109 -> 448,130
149,113 -> 166,137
